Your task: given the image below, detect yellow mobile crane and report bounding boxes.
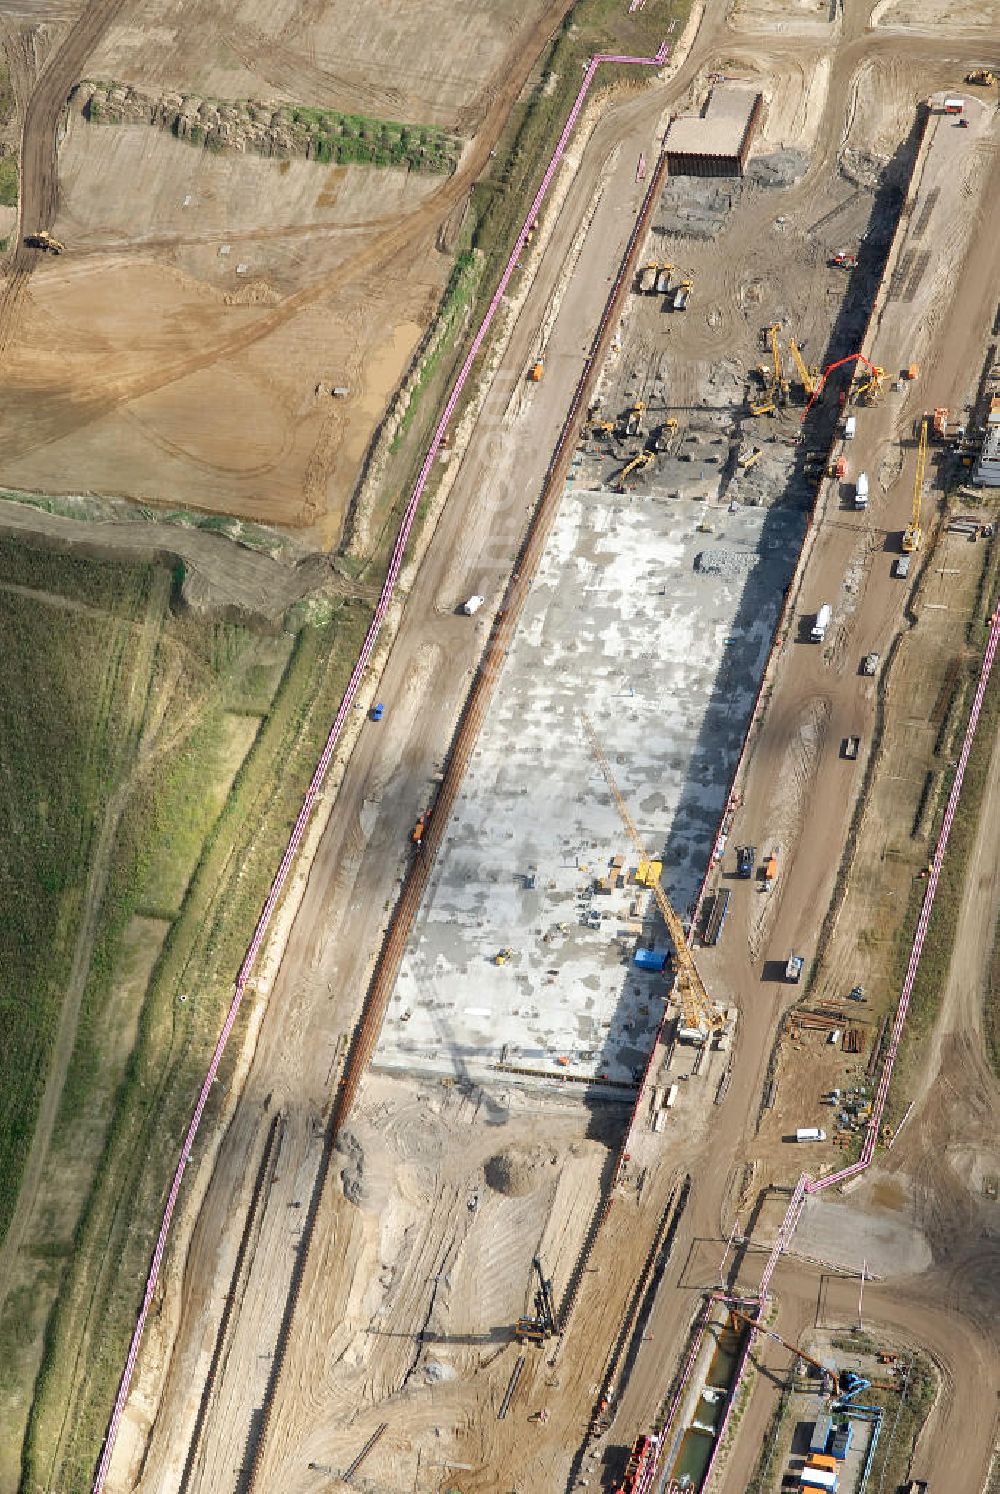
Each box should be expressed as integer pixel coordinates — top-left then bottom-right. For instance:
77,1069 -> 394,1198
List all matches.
788,338 -> 818,401
581,715 -> 724,1041
902,416 -> 927,553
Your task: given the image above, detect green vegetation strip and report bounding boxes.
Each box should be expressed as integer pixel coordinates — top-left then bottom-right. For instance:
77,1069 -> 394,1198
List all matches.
80,81 -> 459,174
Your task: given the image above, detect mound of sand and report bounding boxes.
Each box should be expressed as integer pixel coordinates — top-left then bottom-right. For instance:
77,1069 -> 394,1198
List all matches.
485,1144 -> 557,1197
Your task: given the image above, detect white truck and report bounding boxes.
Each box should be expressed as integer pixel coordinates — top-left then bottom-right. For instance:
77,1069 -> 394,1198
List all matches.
810,603 -> 832,642
854,472 -> 869,509
844,415 -> 857,439
796,1127 -> 827,1142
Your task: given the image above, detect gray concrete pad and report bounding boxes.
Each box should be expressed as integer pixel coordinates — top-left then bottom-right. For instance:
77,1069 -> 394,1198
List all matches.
792,1194 -> 932,1277
380,486 -> 805,1087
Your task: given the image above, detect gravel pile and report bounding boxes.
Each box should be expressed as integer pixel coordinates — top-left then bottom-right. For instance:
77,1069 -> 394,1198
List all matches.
695,549 -> 758,579
746,150 -> 809,190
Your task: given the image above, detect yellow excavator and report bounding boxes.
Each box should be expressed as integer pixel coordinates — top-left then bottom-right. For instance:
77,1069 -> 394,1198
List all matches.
788,338 -> 818,401
615,449 -> 654,492
855,365 -> 885,404
581,715 -> 725,1041
902,416 -> 927,553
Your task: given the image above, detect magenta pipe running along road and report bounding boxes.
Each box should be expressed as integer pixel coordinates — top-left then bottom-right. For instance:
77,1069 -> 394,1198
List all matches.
91,39 -> 670,1494
698,605 -> 1000,1491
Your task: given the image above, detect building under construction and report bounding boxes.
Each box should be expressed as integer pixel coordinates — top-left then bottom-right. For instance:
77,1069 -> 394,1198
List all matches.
664,85 -> 763,177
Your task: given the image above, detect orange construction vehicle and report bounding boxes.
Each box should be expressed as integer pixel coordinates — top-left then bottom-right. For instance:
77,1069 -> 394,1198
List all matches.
529,360 -> 544,382
929,406 -> 949,440
410,811 -> 429,847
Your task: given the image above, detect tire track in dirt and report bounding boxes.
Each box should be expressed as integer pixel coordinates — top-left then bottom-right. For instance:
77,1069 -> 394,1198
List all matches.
0,0 -> 576,471
0,0 -> 132,360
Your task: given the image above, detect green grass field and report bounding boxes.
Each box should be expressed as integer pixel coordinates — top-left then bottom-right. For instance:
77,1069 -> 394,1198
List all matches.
0,535 -> 372,1491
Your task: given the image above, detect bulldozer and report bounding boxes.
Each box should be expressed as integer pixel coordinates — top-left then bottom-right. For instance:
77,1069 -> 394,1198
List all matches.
24,230 -> 65,255
966,69 -> 996,86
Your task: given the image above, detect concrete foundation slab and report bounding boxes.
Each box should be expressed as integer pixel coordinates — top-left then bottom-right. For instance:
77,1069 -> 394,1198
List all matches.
380,487 -> 806,1087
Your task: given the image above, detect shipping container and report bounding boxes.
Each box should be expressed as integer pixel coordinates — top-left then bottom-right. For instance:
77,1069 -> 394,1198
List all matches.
634,948 -> 668,972
810,1416 -> 832,1454
799,1470 -> 838,1492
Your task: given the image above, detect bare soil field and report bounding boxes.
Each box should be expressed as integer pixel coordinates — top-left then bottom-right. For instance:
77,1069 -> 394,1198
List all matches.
0,0 -> 560,537
85,0 -> 535,129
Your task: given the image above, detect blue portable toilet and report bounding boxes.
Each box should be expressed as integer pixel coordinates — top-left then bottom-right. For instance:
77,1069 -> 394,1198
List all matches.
810,1416 -> 832,1455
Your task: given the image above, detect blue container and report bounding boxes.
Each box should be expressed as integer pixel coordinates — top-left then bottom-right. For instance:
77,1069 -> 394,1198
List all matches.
634,949 -> 667,972
370,703 -> 385,721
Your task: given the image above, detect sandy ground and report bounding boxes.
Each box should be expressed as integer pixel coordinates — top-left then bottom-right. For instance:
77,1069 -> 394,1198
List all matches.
0,0 -> 564,537
85,0 -> 539,131
27,0 -> 1000,1491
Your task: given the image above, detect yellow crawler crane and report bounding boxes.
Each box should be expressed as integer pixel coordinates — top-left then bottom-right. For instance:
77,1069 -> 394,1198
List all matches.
581,715 -> 724,1041
788,338 -> 818,400
902,416 -> 927,553
767,323 -> 789,403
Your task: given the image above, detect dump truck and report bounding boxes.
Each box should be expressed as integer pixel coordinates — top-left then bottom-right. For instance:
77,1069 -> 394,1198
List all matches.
655,266 -> 672,295
736,845 -> 756,878
786,954 -> 804,983
672,278 -> 693,311
842,736 -> 860,760
764,852 -> 779,887
638,261 -> 658,293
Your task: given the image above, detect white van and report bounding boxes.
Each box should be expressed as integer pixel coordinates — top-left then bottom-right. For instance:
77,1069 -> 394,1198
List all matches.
854,472 -> 869,510
811,604 -> 832,642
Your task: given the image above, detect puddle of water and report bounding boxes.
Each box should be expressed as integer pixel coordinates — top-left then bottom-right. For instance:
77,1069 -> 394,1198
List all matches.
705,1329 -> 741,1389
670,1426 -> 714,1487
